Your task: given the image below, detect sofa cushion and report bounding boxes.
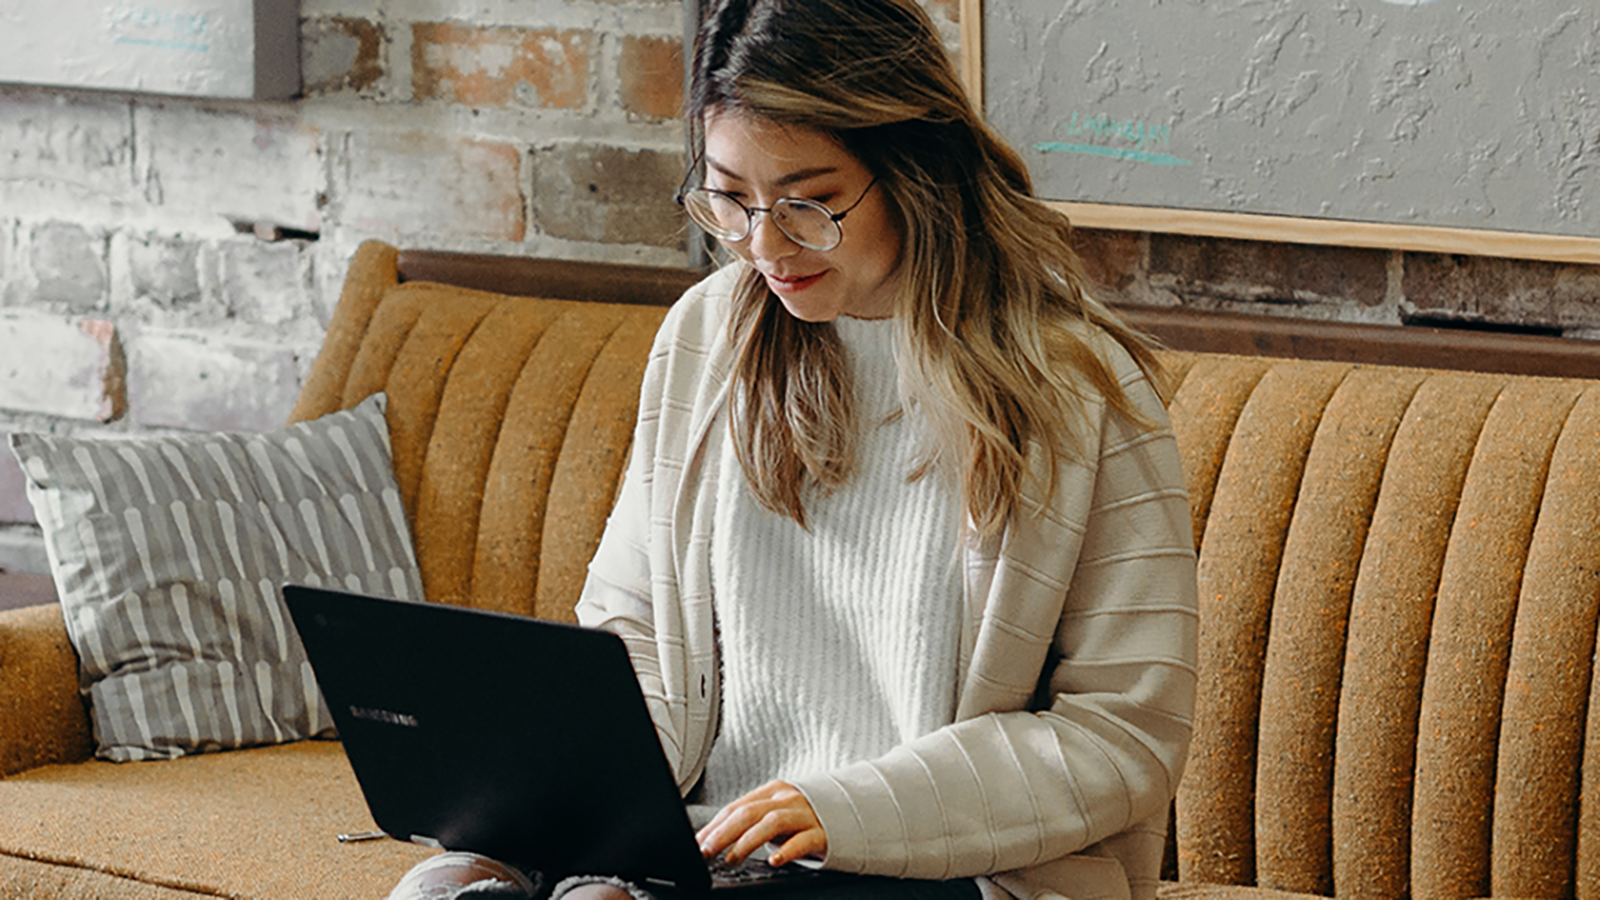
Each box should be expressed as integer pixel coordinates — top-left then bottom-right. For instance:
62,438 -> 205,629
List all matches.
8,394 -> 425,761
0,741 -> 434,899
289,272 -> 669,623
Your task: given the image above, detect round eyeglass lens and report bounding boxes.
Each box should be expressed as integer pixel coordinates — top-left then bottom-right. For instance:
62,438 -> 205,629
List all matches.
682,190 -> 844,251
771,201 -> 839,250
684,190 -> 750,240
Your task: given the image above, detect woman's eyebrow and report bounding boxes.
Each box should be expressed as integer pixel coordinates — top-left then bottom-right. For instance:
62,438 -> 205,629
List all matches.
705,157 -> 841,187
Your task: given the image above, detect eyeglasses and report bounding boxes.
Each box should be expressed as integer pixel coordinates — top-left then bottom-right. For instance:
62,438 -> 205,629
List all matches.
675,177 -> 879,252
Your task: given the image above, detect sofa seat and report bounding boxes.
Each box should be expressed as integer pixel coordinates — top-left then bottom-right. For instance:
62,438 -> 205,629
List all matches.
0,739 -> 433,898
5,241 -> 1599,899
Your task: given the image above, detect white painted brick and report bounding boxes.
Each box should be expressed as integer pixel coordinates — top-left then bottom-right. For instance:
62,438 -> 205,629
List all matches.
127,232 -> 204,309
0,90 -> 137,208
0,310 -> 123,421
339,130 -> 525,242
0,219 -> 11,285
28,221 -> 109,311
219,237 -> 316,326
126,329 -> 302,432
135,105 -> 324,233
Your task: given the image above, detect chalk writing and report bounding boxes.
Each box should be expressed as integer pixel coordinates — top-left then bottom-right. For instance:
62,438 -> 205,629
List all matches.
1034,142 -> 1193,166
1064,112 -> 1172,152
106,0 -> 211,53
1035,112 -> 1192,166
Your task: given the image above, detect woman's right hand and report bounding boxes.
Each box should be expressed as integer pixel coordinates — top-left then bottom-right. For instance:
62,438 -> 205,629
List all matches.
695,780 -> 828,868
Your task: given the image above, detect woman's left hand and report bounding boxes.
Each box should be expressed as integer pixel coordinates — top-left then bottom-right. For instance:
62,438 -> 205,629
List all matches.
695,780 -> 827,867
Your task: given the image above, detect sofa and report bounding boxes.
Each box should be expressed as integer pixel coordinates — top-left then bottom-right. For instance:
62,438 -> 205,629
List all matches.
1,238 -> 1598,899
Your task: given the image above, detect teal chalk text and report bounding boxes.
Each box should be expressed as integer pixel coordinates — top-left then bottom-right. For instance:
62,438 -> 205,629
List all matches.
1036,112 -> 1192,166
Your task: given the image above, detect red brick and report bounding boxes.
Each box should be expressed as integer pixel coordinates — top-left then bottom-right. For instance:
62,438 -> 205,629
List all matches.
342,131 -> 525,242
413,23 -> 590,109
303,16 -> 386,96
1149,234 -> 1388,310
1072,227 -> 1145,302
0,311 -> 125,422
534,143 -> 685,249
1403,253 -> 1600,331
619,36 -> 684,121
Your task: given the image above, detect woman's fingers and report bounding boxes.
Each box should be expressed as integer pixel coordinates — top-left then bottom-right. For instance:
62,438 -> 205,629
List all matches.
694,781 -> 827,866
768,828 -> 827,867
722,806 -> 816,864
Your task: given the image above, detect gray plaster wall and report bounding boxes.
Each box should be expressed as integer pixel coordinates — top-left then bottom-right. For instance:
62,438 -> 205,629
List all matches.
985,1 -> 1600,239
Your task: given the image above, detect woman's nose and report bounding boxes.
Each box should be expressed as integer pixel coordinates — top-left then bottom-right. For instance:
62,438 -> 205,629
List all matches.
747,211 -> 799,262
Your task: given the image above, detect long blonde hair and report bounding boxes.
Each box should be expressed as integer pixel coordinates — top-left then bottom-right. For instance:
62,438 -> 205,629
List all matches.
691,0 -> 1163,539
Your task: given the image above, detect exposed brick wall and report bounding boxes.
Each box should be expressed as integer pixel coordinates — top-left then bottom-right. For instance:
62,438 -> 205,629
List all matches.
1074,228 -> 1600,335
1,0 -> 1595,557
0,0 -> 699,542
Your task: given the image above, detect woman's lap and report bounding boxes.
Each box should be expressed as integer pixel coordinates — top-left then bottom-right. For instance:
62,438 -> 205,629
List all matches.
585,874 -> 983,900
389,852 -> 982,900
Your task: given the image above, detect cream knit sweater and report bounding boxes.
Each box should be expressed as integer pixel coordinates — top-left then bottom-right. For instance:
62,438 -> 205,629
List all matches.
702,314 -> 965,808
578,265 -> 1197,900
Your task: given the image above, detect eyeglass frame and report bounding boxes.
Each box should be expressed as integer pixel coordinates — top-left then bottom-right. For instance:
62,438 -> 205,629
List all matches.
674,166 -> 880,253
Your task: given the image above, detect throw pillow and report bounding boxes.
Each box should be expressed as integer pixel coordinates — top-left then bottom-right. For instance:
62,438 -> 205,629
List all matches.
8,393 -> 424,761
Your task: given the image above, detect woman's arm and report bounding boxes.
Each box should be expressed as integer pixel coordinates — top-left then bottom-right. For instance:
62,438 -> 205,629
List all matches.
574,266 -> 741,791
789,356 -> 1198,880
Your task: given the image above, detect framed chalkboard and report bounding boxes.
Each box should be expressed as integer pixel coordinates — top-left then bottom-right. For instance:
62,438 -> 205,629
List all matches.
964,0 -> 1600,264
0,0 -> 299,100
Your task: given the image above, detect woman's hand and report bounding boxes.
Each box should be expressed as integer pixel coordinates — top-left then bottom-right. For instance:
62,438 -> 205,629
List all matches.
695,780 -> 827,867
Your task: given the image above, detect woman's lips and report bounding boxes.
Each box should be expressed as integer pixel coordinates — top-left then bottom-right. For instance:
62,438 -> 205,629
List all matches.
764,271 -> 825,294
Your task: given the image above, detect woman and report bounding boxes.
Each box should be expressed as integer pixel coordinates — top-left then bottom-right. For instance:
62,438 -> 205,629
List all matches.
394,1 -> 1196,897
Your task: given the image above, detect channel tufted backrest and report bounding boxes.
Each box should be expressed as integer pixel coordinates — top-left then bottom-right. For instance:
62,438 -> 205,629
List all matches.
298,242 -> 1600,899
1166,353 -> 1600,899
290,241 -> 667,623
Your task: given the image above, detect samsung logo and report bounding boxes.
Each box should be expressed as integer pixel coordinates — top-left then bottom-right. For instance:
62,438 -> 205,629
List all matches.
350,706 -> 420,728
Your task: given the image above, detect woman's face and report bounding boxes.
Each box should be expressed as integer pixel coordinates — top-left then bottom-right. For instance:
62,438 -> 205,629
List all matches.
701,110 -> 903,321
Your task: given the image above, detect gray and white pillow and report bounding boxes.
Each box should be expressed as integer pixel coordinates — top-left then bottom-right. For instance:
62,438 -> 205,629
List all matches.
8,393 -> 423,761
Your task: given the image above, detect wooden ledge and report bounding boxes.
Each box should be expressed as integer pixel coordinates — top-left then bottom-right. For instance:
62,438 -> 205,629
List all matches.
1117,305 -> 1600,379
395,249 -> 1600,380
398,249 -> 701,308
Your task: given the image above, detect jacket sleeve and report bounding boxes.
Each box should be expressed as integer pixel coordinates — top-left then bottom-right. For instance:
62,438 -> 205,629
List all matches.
574,334 -> 690,777
790,351 -> 1199,885
574,267 -> 738,792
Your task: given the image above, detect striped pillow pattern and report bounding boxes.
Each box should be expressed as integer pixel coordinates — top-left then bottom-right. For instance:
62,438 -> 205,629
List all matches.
8,393 -> 423,761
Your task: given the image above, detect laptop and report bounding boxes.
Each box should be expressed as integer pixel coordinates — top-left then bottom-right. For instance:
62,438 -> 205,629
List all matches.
282,585 -> 841,895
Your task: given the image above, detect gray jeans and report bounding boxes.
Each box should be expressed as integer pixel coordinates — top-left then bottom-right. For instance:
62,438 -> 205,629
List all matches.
393,855 -> 981,900
545,872 -> 982,900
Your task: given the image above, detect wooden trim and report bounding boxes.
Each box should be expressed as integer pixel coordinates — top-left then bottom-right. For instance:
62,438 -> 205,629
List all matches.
963,3 -> 1600,266
395,248 -> 1600,380
1054,201 -> 1600,265
396,250 -> 703,307
1116,304 -> 1600,379
959,0 -> 983,112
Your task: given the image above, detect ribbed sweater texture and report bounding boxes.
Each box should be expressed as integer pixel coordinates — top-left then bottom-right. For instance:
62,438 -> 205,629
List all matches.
702,315 -> 964,807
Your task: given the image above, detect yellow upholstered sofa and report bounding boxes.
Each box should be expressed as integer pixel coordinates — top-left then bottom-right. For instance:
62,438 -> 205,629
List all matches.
1,239 -> 1599,899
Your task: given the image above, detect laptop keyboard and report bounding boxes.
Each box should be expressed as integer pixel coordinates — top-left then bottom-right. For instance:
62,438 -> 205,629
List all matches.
706,853 -> 819,888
